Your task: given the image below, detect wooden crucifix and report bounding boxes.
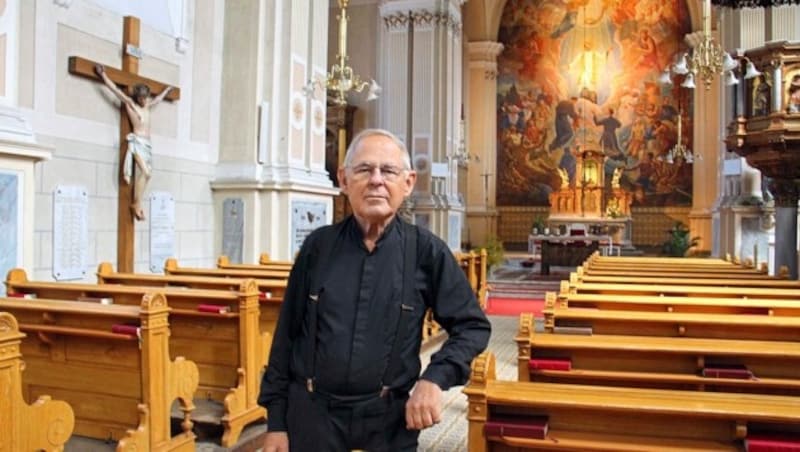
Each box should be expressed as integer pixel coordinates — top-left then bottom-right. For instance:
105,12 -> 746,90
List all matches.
68,16 -> 180,273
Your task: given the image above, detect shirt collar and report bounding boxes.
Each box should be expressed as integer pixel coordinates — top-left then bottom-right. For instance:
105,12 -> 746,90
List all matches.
346,215 -> 403,251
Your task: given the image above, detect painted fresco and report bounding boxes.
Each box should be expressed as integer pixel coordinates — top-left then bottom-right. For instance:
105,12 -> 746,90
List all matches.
496,0 -> 693,207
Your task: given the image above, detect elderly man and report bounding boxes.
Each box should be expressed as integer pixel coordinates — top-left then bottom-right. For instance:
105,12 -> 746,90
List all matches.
258,128 -> 491,452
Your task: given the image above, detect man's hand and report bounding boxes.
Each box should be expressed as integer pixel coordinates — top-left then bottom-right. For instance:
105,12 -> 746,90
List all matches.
262,431 -> 289,452
405,379 -> 443,430
94,64 -> 105,76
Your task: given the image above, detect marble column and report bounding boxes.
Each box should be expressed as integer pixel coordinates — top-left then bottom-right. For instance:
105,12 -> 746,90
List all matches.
378,0 -> 466,249
464,41 -> 502,247
211,1 -> 337,261
769,179 -> 799,279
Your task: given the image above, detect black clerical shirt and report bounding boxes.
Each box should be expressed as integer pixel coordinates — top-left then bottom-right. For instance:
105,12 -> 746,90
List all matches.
258,215 -> 491,432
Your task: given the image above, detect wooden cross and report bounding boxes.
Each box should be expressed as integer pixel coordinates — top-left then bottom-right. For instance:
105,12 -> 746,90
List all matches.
68,16 -> 180,273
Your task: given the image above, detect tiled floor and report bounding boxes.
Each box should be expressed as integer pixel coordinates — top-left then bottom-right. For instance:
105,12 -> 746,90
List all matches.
418,315 -> 521,452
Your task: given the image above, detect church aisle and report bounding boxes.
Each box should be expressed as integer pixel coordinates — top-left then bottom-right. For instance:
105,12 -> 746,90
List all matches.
418,315 -> 521,452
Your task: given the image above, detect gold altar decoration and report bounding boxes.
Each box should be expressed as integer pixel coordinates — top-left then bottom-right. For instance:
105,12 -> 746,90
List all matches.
548,146 -> 632,220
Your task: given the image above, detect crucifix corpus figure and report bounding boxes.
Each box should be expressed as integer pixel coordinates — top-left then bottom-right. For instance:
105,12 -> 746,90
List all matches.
95,64 -> 173,220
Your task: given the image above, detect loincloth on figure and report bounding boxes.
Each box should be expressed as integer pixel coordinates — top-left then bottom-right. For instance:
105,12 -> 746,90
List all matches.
123,133 -> 153,184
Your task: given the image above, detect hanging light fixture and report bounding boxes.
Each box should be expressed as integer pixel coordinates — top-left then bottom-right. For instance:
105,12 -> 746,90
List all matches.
672,0 -> 738,90
665,108 -> 695,164
306,0 -> 380,106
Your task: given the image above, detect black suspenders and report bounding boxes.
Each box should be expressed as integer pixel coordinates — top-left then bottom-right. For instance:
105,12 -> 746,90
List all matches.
380,222 -> 417,396
304,221 -> 418,395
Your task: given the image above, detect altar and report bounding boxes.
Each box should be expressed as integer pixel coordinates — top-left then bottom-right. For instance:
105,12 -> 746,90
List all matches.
543,145 -> 634,253
529,234 -> 613,275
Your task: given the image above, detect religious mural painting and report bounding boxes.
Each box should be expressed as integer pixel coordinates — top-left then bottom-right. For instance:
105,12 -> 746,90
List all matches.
496,0 -> 693,207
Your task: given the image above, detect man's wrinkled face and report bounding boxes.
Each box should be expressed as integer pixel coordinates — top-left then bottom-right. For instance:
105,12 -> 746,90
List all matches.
338,135 -> 416,224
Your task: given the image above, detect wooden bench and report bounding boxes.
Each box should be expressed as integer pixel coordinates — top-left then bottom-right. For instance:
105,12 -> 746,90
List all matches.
218,255 -> 293,272
97,262 -> 285,339
570,271 -> 800,289
544,304 -> 800,341
465,351 -> 800,452
258,253 -> 294,266
0,312 -> 75,451
475,248 -> 488,306
579,266 -> 775,280
586,253 -> 754,267
516,313 -> 800,395
561,280 -> 800,300
550,291 -> 800,317
0,294 -> 198,451
165,258 -> 289,280
7,269 -> 269,447
456,251 -> 479,297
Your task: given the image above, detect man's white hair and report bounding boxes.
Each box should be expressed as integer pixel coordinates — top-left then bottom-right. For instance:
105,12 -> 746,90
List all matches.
343,128 -> 412,170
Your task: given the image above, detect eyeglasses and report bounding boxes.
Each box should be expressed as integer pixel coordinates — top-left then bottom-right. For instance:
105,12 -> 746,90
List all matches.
347,163 -> 407,182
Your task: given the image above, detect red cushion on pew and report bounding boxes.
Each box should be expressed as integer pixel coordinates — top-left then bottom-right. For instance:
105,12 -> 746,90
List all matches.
485,414 -> 549,440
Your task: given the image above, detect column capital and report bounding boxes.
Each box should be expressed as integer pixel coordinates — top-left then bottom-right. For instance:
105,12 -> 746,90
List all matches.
467,41 -> 504,61
380,1 -> 462,33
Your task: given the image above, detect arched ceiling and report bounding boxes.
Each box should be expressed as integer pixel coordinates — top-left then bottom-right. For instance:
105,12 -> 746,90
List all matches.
463,0 -> 703,43
463,0 -> 507,41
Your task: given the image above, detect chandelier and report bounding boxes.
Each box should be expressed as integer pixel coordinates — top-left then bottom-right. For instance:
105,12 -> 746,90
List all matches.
669,0 -> 739,90
665,108 -> 694,164
307,0 -> 380,106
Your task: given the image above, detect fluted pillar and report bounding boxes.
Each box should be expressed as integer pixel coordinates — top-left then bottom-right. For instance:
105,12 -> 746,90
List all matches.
378,0 -> 466,249
464,41 -> 502,246
211,1 -> 337,261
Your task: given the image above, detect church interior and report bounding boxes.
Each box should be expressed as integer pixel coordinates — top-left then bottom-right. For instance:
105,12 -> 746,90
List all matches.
2,0 -> 800,450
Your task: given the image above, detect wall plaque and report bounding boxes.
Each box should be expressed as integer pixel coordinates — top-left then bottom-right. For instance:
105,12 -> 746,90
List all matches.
53,185 -> 88,280
149,192 -> 175,273
0,171 -> 21,292
222,198 -> 244,264
291,200 -> 327,256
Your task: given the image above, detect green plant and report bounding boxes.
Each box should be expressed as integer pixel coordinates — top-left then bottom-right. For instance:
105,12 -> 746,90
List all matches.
476,235 -> 505,270
531,215 -> 546,232
661,221 -> 700,257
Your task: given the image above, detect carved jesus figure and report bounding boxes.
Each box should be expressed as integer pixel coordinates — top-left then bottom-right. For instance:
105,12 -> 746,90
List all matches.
95,64 -> 173,220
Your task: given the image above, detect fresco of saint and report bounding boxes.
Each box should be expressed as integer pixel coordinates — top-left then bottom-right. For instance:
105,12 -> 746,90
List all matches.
496,0 -> 693,207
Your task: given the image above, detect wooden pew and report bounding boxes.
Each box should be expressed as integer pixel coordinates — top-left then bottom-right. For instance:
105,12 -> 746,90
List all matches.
516,313 -> 800,395
258,253 -> 294,266
579,265 -> 775,279
550,291 -> 800,317
475,248 -> 488,306
165,258 -> 289,280
465,351 -> 800,452
453,249 -> 488,308
217,255 -> 293,272
543,304 -> 800,341
570,271 -> 800,289
561,280 -> 800,300
455,251 -> 479,297
7,269 -> 269,447
586,253 -> 745,266
96,262 -> 285,339
0,312 -> 75,452
0,294 -> 198,451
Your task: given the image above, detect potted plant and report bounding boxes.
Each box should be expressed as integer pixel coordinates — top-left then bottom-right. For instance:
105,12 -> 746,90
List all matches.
531,215 -> 546,235
661,221 -> 700,257
476,235 -> 505,272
